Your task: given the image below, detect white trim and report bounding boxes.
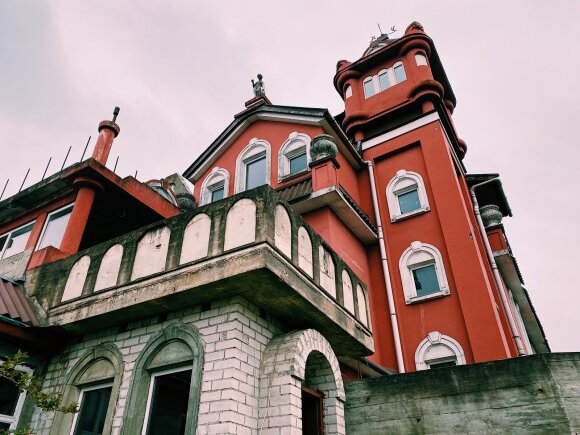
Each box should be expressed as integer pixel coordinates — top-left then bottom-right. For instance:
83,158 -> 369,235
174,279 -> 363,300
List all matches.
386,169 -> 430,221
415,331 -> 466,370
278,132 -> 311,181
199,167 -> 230,205
0,220 -> 36,260
361,112 -> 440,150
399,241 -> 450,304
0,364 -> 32,430
69,382 -> 114,435
142,365 -> 193,435
234,138 -> 271,193
36,202 -> 74,251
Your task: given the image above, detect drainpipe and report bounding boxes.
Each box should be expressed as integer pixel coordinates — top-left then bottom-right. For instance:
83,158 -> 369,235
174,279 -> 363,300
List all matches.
470,179 -> 526,356
366,160 -> 405,373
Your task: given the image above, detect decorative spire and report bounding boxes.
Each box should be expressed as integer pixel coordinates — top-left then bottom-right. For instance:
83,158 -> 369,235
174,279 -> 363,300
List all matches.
251,74 -> 265,97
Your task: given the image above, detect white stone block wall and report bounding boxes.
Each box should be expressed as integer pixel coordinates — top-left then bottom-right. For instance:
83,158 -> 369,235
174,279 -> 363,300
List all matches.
29,296 -> 282,435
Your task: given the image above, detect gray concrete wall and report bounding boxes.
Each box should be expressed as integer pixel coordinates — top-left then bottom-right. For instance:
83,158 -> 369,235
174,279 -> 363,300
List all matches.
345,353 -> 580,434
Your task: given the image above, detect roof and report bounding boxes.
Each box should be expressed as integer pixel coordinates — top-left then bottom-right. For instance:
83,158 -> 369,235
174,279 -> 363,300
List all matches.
0,275 -> 39,326
276,178 -> 312,203
182,104 -> 364,181
465,173 -> 513,217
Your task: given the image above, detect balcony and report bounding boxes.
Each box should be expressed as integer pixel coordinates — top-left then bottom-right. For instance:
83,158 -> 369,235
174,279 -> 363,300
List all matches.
25,186 -> 373,357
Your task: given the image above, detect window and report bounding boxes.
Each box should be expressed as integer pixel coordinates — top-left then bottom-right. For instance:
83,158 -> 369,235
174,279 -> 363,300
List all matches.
143,367 -> 192,435
378,69 -> 390,91
0,364 -> 30,431
415,331 -> 466,370
394,61 -> 407,83
363,77 -> 375,98
344,85 -> 352,99
415,53 -> 428,66
0,222 -> 34,260
200,168 -> 230,205
386,169 -> 429,221
37,204 -> 74,250
235,139 -> 271,193
399,241 -> 450,304
301,386 -> 324,435
278,132 -> 311,181
70,383 -> 113,435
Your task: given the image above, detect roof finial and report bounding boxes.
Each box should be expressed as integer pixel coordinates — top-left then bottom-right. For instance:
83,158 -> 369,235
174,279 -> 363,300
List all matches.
251,74 -> 265,97
112,106 -> 120,123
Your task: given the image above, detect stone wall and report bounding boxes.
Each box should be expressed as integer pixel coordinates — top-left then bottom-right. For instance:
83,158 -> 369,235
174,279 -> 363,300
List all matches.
344,353 -> 580,434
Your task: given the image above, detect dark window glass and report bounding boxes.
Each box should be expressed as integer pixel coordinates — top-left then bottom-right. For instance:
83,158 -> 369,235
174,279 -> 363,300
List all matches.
73,386 -> 112,435
394,64 -> 407,83
0,377 -> 20,417
0,235 -> 7,252
412,264 -> 440,297
210,187 -> 224,202
397,188 -> 421,214
245,155 -> 267,190
145,370 -> 192,435
289,153 -> 307,174
302,387 -> 323,435
429,359 -> 457,369
0,422 -> 10,430
379,72 -> 390,90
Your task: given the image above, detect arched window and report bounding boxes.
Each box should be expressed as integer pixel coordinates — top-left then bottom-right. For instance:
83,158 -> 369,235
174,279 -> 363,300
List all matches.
386,169 -> 429,221
200,167 -> 230,205
344,85 -> 353,99
363,76 -> 375,98
278,132 -> 311,180
415,53 -> 428,66
356,285 -> 369,328
393,61 -> 407,83
415,331 -> 466,370
123,324 -> 203,434
235,139 -> 271,193
378,69 -> 390,91
399,241 -> 450,304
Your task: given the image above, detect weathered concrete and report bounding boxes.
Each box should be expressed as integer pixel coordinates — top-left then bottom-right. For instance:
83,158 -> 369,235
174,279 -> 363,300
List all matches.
345,353 -> 580,434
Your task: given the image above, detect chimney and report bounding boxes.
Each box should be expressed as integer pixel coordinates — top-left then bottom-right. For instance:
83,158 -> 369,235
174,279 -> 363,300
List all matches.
92,107 -> 121,165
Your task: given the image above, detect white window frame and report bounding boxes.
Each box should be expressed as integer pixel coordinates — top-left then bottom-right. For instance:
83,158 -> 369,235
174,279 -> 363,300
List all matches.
0,221 -> 35,260
0,363 -> 31,430
69,381 -> 114,435
386,169 -> 429,222
235,138 -> 271,193
199,167 -> 230,205
399,241 -> 450,304
415,331 -> 466,371
36,203 -> 75,250
141,365 -> 193,435
278,132 -> 311,181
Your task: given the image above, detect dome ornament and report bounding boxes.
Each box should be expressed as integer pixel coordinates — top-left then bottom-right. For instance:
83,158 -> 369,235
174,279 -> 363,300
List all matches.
310,134 -> 338,162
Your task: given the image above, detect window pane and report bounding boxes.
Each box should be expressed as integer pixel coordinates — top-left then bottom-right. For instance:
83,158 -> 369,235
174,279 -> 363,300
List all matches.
412,264 -> 440,297
245,156 -> 266,190
211,187 -> 224,202
2,224 -> 33,259
394,64 -> 407,83
38,206 -> 73,250
0,235 -> 7,254
397,189 -> 421,214
378,72 -> 390,91
0,422 -> 10,430
146,370 -> 192,435
0,377 -> 20,417
363,80 -> 375,98
73,386 -> 112,435
429,359 -> 457,369
289,153 -> 307,174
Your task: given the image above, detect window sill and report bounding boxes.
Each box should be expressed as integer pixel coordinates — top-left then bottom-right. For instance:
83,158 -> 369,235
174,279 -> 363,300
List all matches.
390,206 -> 429,223
278,168 -> 310,183
405,288 -> 450,305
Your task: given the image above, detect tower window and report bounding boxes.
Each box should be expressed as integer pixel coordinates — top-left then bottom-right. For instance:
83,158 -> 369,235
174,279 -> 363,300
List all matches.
344,85 -> 353,99
235,139 -> 271,193
394,62 -> 407,83
0,221 -> 35,260
386,169 -> 429,221
378,70 -> 390,91
399,241 -> 450,304
415,54 -> 428,66
363,77 -> 375,98
278,132 -> 311,181
200,168 -> 230,205
37,204 -> 74,250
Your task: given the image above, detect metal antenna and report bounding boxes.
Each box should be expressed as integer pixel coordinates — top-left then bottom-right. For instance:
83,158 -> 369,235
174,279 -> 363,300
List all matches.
41,157 -> 52,180
80,136 -> 91,162
61,146 -> 72,170
378,23 -> 384,35
134,170 -> 138,179
19,168 -> 30,193
113,156 -> 119,172
0,179 -> 9,201
112,106 -> 120,123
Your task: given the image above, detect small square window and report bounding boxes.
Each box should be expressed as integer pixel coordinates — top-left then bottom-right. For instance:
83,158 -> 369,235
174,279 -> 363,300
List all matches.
210,187 -> 224,202
289,152 -> 307,174
37,205 -> 73,250
0,223 -> 34,260
397,188 -> 421,214
412,264 -> 440,297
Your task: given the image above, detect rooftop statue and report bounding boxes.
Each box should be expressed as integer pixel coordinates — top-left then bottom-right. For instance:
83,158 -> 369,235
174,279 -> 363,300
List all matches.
251,73 -> 265,97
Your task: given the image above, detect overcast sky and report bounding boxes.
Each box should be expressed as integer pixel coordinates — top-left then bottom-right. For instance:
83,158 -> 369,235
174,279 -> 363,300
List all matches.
0,1 -> 578,352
